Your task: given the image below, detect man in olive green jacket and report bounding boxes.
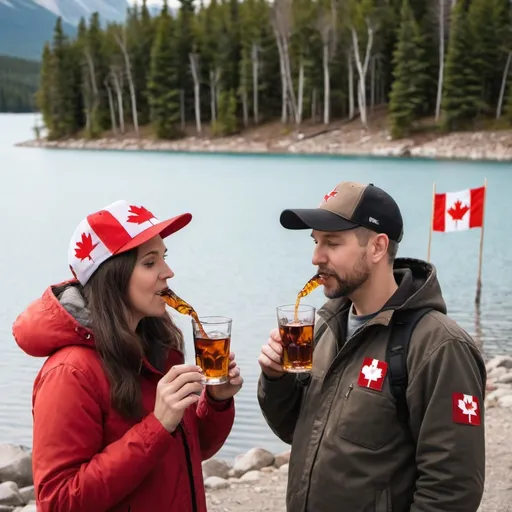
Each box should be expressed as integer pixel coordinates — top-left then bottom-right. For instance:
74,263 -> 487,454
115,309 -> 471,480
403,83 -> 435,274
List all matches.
258,181 -> 486,512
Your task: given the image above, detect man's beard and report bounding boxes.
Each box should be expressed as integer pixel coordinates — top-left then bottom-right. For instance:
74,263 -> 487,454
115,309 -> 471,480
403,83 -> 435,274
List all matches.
318,254 -> 370,300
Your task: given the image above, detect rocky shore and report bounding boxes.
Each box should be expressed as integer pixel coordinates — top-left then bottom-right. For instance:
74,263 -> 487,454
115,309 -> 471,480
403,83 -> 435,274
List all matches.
1,355 -> 511,512
15,121 -> 512,162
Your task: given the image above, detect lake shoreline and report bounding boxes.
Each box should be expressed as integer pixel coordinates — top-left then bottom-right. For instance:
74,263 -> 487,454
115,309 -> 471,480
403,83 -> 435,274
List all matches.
14,121 -> 512,162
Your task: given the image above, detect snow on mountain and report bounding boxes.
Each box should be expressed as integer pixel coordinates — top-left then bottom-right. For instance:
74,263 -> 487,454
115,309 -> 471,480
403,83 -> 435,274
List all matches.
0,0 -> 76,59
34,0 -> 130,25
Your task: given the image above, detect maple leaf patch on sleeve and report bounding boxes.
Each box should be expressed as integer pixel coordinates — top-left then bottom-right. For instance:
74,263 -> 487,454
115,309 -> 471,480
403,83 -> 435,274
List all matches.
452,393 -> 481,425
126,205 -> 155,225
74,233 -> 99,262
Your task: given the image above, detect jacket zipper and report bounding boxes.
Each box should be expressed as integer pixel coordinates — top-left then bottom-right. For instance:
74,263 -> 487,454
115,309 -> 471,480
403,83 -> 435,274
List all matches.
344,382 -> 354,400
178,423 -> 198,512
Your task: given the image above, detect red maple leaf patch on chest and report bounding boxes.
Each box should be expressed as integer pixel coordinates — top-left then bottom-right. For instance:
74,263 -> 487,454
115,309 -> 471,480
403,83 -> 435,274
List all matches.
127,205 -> 155,225
74,233 -> 98,262
447,200 -> 470,221
357,357 -> 388,391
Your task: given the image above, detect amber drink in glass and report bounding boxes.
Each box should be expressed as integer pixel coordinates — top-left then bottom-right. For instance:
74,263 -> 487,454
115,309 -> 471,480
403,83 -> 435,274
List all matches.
192,316 -> 232,385
276,304 -> 315,373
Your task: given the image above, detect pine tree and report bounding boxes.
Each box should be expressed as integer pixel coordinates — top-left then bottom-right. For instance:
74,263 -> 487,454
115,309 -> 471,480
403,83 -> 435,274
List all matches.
441,0 -> 482,131
128,1 -> 155,125
37,43 -> 55,132
467,0 -> 508,113
50,17 -> 78,138
147,2 -> 181,139
177,0 -> 195,124
388,0 -> 430,138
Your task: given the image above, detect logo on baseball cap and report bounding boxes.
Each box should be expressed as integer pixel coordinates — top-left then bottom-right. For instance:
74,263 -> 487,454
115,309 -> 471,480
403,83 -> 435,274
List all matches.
280,181 -> 403,242
69,200 -> 192,285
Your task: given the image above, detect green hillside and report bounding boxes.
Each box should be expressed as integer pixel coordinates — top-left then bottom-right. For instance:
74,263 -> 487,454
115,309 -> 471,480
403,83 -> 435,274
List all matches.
0,55 -> 41,113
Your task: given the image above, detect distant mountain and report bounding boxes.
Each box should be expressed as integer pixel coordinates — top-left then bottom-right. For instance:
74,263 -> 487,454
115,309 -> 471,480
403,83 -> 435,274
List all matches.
0,0 -> 129,61
34,0 -> 129,26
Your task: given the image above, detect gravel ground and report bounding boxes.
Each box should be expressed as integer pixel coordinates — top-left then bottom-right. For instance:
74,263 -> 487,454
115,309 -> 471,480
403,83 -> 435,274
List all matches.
206,405 -> 512,512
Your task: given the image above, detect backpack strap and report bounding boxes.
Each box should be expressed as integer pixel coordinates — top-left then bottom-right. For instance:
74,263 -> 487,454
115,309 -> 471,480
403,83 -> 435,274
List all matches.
387,307 -> 432,423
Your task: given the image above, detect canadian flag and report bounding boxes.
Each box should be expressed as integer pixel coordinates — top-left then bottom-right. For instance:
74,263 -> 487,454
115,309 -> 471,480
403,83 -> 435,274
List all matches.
433,186 -> 485,232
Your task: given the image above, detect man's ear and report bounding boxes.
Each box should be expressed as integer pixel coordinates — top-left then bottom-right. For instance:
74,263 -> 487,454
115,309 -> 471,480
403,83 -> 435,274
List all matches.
370,234 -> 389,264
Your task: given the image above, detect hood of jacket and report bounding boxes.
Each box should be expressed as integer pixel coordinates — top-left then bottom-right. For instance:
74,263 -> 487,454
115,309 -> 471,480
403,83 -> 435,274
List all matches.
13,280 -> 95,358
318,257 -> 447,321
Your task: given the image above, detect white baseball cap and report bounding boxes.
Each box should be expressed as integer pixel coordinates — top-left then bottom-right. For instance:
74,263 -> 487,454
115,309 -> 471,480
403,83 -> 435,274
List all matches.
68,200 -> 192,285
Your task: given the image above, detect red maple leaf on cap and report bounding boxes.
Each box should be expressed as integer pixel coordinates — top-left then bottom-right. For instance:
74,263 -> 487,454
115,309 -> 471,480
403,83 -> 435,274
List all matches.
74,233 -> 98,262
127,205 -> 155,225
448,200 -> 470,221
324,188 -> 338,202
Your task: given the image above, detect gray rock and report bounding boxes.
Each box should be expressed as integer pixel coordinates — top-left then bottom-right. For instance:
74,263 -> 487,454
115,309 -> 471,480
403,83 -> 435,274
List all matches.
488,366 -> 509,381
279,463 -> 289,474
230,448 -> 275,478
202,459 -> 231,480
497,395 -> 512,408
496,371 -> 512,385
17,505 -> 36,512
18,487 -> 34,505
0,482 -> 24,507
486,355 -> 512,372
0,446 -> 32,488
273,450 -> 290,468
239,471 -> 261,482
204,476 -> 229,490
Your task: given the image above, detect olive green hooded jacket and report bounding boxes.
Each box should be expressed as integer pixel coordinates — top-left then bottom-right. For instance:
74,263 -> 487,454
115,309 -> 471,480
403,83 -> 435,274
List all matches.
258,258 -> 486,512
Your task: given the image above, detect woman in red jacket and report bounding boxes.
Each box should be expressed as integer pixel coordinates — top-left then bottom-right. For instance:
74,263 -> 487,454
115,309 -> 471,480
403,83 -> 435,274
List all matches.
12,200 -> 241,512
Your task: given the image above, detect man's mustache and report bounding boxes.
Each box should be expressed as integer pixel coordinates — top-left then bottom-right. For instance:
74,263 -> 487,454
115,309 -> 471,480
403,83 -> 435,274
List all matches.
317,267 -> 338,278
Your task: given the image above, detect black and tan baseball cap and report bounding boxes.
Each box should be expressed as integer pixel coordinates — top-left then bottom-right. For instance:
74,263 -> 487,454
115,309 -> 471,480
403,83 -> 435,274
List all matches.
280,181 -> 403,242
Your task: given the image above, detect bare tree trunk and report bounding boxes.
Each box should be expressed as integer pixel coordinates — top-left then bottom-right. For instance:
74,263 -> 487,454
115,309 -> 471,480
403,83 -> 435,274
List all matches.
275,37 -> 288,124
180,89 -> 185,131
111,70 -> 125,134
105,79 -> 118,135
351,24 -> 374,128
252,43 -> 259,124
497,52 -> 512,119
348,52 -> 355,120
271,0 -> 298,124
84,48 -> 100,134
242,85 -> 249,127
189,53 -> 202,133
282,37 -> 299,123
115,31 -> 139,136
209,70 -> 217,122
81,66 -> 92,134
370,56 -> 376,111
297,57 -> 304,124
312,88 -> 317,121
435,0 -> 445,121
323,43 -> 330,124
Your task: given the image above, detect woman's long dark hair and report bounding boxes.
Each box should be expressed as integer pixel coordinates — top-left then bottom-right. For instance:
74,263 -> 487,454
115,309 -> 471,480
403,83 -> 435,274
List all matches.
81,247 -> 184,419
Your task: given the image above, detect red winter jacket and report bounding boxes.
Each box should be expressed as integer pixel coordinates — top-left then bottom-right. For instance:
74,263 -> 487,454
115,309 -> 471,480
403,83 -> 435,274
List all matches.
12,281 -> 235,512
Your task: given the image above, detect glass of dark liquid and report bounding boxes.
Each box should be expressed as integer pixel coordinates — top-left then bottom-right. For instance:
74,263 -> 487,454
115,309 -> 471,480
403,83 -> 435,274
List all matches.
191,316 -> 232,385
276,304 -> 315,373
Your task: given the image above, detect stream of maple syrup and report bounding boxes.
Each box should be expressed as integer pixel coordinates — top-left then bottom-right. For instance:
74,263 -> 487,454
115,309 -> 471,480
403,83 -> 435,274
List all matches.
294,274 -> 322,322
160,288 -> 209,338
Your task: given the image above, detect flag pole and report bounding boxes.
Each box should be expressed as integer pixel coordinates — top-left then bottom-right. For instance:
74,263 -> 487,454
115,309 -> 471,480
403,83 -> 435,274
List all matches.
474,178 -> 487,305
427,182 -> 436,262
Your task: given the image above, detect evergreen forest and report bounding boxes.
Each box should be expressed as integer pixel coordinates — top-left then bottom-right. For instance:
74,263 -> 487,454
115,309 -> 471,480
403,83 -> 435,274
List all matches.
0,56 -> 40,113
36,0 -> 512,141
